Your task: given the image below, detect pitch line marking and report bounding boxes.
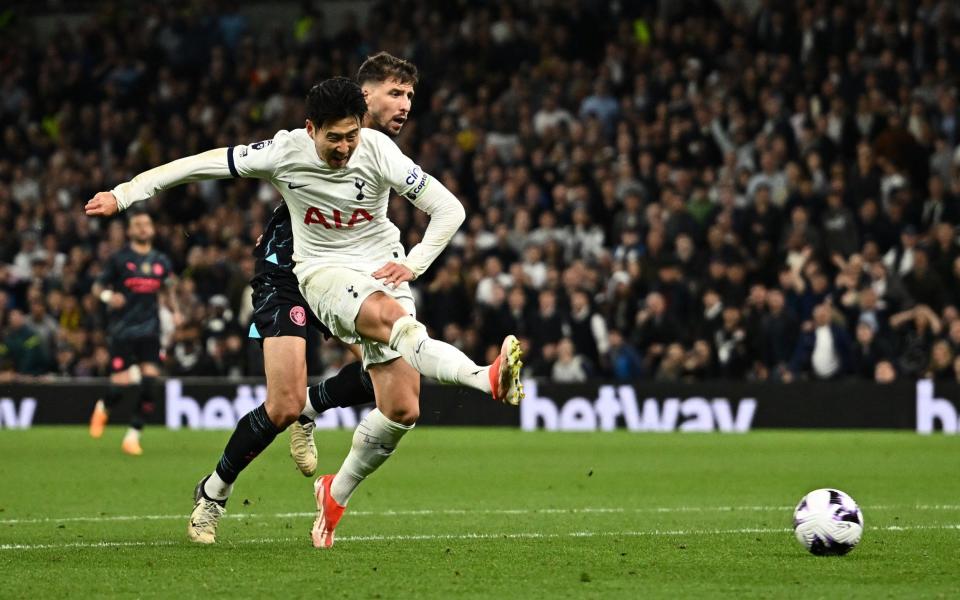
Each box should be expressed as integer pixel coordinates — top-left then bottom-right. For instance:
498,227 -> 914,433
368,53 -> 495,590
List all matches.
1,504 -> 959,526
2,524 -> 959,552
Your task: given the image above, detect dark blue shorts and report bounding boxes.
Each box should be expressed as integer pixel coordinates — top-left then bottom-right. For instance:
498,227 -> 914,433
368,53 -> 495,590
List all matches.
109,336 -> 162,372
249,271 -> 331,343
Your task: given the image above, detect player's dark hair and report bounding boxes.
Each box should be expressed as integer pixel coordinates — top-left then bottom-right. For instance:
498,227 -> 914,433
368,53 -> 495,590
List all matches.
125,208 -> 152,224
305,77 -> 367,128
357,52 -> 419,87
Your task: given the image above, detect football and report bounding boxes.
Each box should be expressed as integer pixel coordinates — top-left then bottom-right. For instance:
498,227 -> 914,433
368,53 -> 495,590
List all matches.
793,488 -> 864,555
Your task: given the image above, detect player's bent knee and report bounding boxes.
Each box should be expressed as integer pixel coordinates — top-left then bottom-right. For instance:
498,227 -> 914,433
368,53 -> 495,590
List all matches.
266,404 -> 302,429
376,296 -> 410,330
265,384 -> 306,428
383,403 -> 419,426
357,292 -> 411,343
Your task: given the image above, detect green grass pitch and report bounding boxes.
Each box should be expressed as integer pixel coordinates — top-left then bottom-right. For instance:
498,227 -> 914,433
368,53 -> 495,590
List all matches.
0,427 -> 957,598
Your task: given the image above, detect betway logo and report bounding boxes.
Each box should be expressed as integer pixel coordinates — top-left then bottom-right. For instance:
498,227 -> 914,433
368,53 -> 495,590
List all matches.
520,380 -> 756,432
165,379 -> 365,430
0,398 -> 36,429
916,380 -> 959,434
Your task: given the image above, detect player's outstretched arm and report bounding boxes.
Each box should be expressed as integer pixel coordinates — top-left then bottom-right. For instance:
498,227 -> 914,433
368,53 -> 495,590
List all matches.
85,192 -> 120,217
87,148 -> 237,216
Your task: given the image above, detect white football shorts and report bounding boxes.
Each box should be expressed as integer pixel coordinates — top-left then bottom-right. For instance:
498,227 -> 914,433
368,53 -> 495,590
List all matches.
297,265 -> 416,368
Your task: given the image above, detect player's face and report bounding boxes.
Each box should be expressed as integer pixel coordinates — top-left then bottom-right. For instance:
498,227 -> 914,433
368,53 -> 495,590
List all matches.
307,117 -> 361,169
127,215 -> 155,244
363,78 -> 415,136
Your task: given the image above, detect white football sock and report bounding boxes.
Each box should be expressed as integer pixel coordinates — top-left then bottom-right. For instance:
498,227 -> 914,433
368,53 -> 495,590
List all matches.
123,427 -> 141,442
388,316 -> 492,393
330,408 -> 413,505
300,385 -> 318,420
203,471 -> 234,502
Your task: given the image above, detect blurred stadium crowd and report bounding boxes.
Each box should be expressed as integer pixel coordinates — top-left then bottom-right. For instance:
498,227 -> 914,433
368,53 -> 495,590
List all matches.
3,0 -> 960,384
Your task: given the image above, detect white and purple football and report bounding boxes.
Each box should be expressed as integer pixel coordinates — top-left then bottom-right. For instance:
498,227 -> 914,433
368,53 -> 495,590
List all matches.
793,488 -> 864,555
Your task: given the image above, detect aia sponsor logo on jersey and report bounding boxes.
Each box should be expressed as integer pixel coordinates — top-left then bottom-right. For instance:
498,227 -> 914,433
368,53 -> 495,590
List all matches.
303,207 -> 374,229
289,306 -> 307,326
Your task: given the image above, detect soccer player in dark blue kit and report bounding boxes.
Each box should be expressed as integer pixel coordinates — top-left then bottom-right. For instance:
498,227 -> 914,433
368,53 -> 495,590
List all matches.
89,211 -> 179,455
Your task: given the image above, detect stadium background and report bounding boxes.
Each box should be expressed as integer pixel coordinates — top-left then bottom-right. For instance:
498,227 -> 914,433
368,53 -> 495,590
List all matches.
3,0 -> 960,426
1,2 -> 959,598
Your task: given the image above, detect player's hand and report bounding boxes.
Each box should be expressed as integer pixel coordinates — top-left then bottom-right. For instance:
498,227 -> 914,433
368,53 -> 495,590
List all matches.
173,311 -> 185,327
110,294 -> 126,310
373,262 -> 415,288
85,192 -> 120,217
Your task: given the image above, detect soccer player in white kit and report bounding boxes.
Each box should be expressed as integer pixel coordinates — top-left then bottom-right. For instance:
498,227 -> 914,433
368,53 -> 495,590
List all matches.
84,77 -> 524,548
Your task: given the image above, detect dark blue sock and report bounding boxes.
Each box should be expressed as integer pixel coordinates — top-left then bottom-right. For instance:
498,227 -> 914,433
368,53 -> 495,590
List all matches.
214,404 -> 281,484
301,361 -> 375,425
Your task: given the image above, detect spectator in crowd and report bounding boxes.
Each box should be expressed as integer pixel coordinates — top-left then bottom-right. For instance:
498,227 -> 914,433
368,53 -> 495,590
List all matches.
874,360 -> 898,384
25,296 -> 58,361
743,184 -> 782,255
927,339 -> 955,382
683,339 -> 715,381
520,244 -> 548,290
890,304 -> 942,377
697,288 -> 724,341
579,80 -> 619,135
930,223 -> 960,287
902,248 -> 947,313
821,190 -> 860,258
529,289 -> 565,361
789,303 -> 852,381
850,319 -> 892,380
946,319 -> 960,355
168,322 -> 217,377
423,258 -> 471,336
528,342 -> 557,378
567,290 -> 608,367
551,338 -> 590,383
714,306 -> 750,379
759,287 -> 799,381
884,226 -> 920,278
2,309 -> 48,375
606,329 -> 643,381
920,175 -> 958,230
533,94 -> 574,138
654,343 -> 686,382
632,291 -> 681,373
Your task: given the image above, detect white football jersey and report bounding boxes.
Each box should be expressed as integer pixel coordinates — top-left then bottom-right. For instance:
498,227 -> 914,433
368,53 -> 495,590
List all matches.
229,128 -> 431,273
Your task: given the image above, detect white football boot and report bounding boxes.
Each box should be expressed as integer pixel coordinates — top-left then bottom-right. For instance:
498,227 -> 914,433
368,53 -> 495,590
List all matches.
188,477 -> 226,544
289,420 -> 318,476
